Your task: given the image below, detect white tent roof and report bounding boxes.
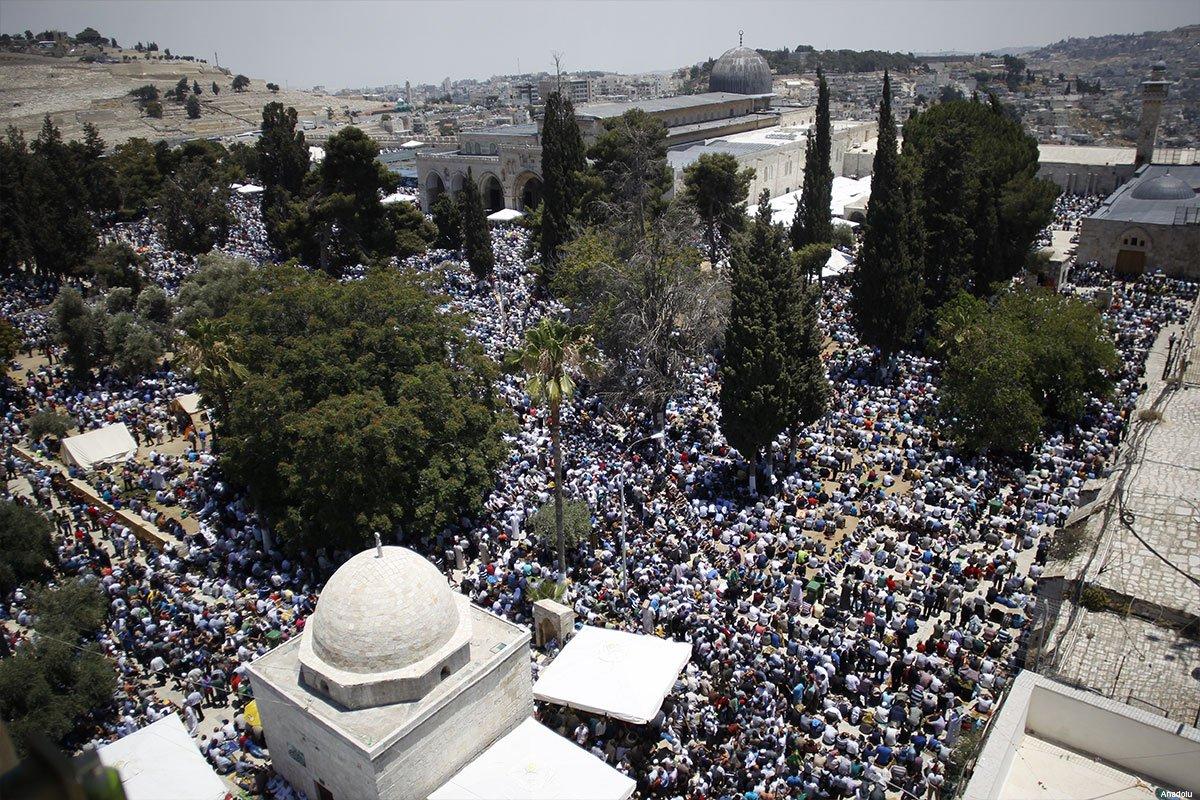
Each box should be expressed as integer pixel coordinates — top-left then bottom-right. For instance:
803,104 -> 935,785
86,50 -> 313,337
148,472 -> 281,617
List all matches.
429,718 -> 635,800
401,139 -> 426,148
487,208 -> 525,222
309,145 -> 325,163
97,714 -> 227,800
235,183 -> 264,195
533,626 -> 690,724
174,393 -> 204,416
745,175 -> 872,226
381,191 -> 418,205
60,423 -> 138,470
823,248 -> 853,278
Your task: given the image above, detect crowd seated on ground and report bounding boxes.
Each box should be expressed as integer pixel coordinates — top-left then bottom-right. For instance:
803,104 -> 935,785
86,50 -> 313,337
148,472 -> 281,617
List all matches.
1,188 -> 1195,799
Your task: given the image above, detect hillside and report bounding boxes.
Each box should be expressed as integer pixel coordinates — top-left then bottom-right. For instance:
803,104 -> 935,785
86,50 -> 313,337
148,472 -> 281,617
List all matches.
0,49 -> 385,146
1026,24 -> 1200,65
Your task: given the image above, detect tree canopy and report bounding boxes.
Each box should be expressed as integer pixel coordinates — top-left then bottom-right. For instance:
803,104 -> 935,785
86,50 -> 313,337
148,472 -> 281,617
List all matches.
936,288 -> 1118,453
682,152 -> 754,263
214,264 -> 510,548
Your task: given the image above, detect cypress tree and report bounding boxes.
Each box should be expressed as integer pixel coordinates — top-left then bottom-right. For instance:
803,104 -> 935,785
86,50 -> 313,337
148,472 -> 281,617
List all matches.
539,91 -> 586,279
790,68 -> 833,251
457,168 -> 494,281
780,276 -> 830,463
431,192 -> 462,250
851,71 -> 923,355
720,190 -> 790,494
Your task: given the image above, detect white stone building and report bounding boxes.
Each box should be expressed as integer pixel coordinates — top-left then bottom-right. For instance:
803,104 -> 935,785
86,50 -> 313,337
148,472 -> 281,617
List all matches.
416,45 -> 875,214
246,546 -> 531,800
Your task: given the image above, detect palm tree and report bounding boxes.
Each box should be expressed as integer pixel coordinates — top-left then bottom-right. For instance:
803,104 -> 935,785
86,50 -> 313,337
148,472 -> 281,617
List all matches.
175,319 -> 249,442
512,318 -> 598,583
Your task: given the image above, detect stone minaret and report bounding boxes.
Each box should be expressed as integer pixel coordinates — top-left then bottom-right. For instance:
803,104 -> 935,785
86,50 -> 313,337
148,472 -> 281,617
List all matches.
1136,62 -> 1169,167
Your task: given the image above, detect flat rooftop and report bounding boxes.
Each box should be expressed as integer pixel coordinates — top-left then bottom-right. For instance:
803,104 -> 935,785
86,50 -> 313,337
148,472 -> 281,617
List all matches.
247,605 -> 527,755
576,91 -> 771,119
1039,144 -> 1136,166
1088,164 -> 1200,226
1001,735 -> 1159,799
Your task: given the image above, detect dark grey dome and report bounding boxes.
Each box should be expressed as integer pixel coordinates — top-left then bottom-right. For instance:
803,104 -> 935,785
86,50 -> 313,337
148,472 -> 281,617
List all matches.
1131,173 -> 1194,200
709,46 -> 772,95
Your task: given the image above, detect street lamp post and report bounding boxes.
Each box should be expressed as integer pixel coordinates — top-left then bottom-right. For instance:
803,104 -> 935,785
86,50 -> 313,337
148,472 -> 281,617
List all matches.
616,431 -> 664,595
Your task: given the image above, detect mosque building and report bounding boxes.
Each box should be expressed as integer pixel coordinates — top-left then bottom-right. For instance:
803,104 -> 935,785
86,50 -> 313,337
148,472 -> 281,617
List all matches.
416,37 -> 876,214
245,544 -> 532,800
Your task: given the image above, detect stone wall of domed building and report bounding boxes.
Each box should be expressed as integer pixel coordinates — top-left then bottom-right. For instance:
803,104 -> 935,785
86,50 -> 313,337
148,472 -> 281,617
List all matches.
1076,217 -> 1200,279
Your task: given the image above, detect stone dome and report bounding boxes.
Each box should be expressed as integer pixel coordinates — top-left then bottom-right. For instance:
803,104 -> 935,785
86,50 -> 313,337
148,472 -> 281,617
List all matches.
299,545 -> 473,709
709,46 -> 773,95
1130,173 -> 1195,201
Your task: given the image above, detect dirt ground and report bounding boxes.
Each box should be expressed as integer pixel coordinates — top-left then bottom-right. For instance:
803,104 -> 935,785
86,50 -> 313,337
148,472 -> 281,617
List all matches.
0,50 -> 387,146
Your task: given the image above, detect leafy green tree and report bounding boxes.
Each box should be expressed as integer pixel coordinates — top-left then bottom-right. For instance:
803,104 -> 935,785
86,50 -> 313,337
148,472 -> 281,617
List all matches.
192,80 -> 202,95
0,501 -> 54,593
554,203 -> 726,425
218,266 -> 508,548
156,157 -> 232,254
791,67 -> 833,250
110,137 -> 163,219
795,242 -> 831,285
719,192 -> 790,494
232,74 -> 250,92
185,94 -> 201,119
52,288 -> 102,377
79,241 -> 143,291
176,318 -> 249,432
256,102 -> 309,248
682,152 -> 754,263
583,109 -> 672,232
175,77 -> 189,99
211,81 -> 220,95
457,169 -> 494,281
431,193 -> 462,250
528,499 -> 592,548
24,118 -> 97,276
76,123 -> 119,215
145,100 -> 163,119
779,274 -> 830,462
902,98 -> 1057,297
0,580 -> 114,755
0,129 -> 34,271
851,71 -> 923,355
0,318 -> 21,363
937,288 -> 1117,452
512,318 -> 598,580
276,126 -> 430,274
538,90 -> 587,276
26,411 -> 73,442
135,284 -> 172,327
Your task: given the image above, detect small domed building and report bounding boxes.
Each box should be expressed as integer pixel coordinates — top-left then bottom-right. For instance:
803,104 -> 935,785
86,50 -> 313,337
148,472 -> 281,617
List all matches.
247,545 -> 531,800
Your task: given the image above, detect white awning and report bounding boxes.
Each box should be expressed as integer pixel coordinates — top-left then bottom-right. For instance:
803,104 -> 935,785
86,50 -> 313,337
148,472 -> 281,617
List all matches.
487,208 -> 525,222
401,139 -> 426,148
824,248 -> 853,277
236,183 -> 264,195
381,191 -> 418,205
60,423 -> 138,470
533,626 -> 690,724
429,718 -> 636,800
97,714 -> 227,800
173,393 -> 204,416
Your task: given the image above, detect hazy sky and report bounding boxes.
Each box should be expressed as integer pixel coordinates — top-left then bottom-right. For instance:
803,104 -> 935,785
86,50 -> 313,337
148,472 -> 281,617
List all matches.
4,0 -> 1197,89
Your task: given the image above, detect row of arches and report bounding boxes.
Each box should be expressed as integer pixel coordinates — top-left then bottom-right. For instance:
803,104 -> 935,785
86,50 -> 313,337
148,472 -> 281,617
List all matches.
425,171 -> 543,213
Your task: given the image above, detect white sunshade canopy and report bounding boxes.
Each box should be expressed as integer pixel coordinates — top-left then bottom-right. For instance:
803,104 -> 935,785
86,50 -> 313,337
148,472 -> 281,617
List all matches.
487,208 -> 525,222
533,626 -> 690,724
401,139 -> 426,148
97,714 -> 227,800
174,392 -> 204,416
429,718 -> 636,800
236,183 -> 264,195
745,175 -> 871,226
381,191 -> 418,205
60,423 -> 138,470
824,248 -> 853,278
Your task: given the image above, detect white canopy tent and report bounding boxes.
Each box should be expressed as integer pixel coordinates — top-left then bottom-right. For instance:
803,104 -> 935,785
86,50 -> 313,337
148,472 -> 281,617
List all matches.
60,423 -> 138,470
235,183 -> 264,195
173,392 -> 204,417
533,626 -> 690,724
487,208 -> 525,223
745,176 -> 870,226
381,191 -> 418,205
429,718 -> 636,800
823,248 -> 853,278
97,714 -> 227,800
400,139 -> 426,149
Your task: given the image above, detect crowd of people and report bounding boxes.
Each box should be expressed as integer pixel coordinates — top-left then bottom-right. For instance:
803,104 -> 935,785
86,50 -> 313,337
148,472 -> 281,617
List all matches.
1,186 -> 1196,799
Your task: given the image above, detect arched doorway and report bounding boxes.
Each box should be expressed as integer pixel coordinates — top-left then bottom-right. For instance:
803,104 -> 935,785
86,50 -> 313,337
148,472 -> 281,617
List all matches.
425,172 -> 445,208
449,172 -> 468,197
480,174 -> 504,213
1114,228 -> 1150,278
515,172 -> 543,211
